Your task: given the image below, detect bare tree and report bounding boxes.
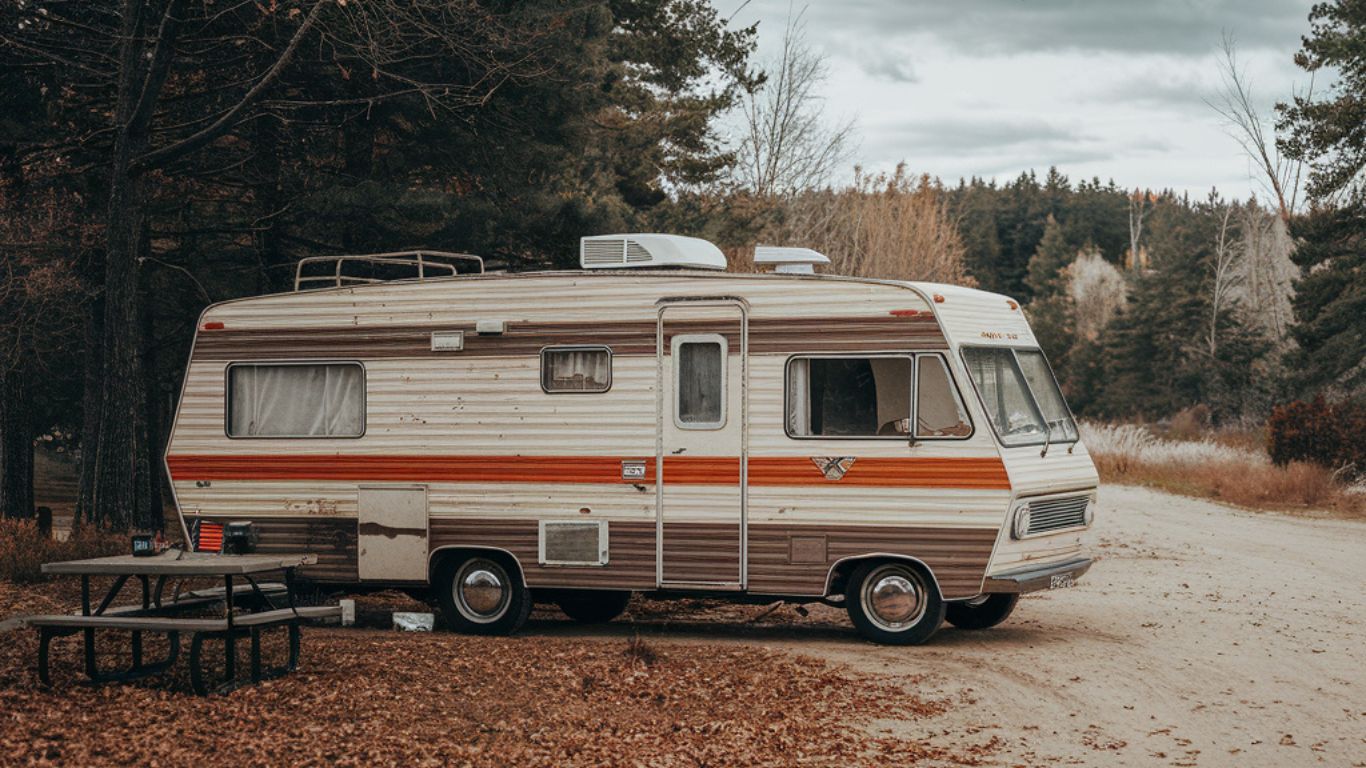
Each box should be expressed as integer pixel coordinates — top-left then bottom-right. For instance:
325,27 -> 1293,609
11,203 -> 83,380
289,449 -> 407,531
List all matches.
1207,203 -> 1241,356
1069,248 -> 1127,341
1127,189 -> 1150,270
1208,33 -> 1308,222
1233,202 -> 1297,344
733,7 -> 853,198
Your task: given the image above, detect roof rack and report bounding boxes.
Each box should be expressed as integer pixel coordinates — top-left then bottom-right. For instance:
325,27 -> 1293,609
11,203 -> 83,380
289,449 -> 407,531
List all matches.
293,251 -> 485,291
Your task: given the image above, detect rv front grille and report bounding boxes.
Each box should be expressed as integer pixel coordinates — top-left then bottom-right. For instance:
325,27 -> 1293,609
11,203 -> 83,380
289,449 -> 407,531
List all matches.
1027,495 -> 1089,535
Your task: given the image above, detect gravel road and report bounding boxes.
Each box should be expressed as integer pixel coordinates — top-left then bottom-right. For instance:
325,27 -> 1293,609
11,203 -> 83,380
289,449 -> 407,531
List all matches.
533,485 -> 1366,767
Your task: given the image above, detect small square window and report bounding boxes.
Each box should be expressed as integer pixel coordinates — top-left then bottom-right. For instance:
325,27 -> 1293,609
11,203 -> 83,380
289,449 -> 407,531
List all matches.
541,347 -> 612,393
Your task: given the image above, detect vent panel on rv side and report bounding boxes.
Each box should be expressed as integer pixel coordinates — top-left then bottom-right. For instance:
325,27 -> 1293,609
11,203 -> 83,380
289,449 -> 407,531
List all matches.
541,520 -> 607,565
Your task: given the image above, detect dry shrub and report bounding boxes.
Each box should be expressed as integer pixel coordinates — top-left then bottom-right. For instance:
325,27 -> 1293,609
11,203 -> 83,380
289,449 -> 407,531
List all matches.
1082,422 -> 1365,517
1165,404 -> 1212,441
623,634 -> 660,667
1268,397 -> 1366,477
759,165 -> 976,285
0,520 -> 124,583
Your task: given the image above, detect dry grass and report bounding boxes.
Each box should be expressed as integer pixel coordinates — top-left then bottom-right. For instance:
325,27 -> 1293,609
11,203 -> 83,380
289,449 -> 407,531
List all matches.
1082,423 -> 1365,517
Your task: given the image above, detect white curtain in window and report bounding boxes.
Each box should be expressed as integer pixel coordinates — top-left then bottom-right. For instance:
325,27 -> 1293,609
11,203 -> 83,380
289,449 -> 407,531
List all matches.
229,364 -> 364,437
544,349 -> 610,391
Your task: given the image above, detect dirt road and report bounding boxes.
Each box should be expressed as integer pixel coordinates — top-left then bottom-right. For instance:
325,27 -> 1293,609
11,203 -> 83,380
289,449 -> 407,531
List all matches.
533,485 -> 1366,767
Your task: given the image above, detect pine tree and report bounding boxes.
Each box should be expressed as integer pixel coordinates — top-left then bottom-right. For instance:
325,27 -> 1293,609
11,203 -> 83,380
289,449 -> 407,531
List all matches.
1026,214 -> 1072,299
1277,0 -> 1366,400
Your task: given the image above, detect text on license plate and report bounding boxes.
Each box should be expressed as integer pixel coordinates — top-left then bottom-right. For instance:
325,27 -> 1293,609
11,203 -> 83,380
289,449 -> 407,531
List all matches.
1049,573 -> 1077,590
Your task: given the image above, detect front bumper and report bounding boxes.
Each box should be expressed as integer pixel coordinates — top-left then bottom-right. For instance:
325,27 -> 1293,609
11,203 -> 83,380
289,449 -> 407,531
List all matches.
982,556 -> 1092,594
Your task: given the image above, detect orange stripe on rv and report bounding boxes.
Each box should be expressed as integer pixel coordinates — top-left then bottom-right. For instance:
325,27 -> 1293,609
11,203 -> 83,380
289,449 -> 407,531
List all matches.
165,454 -> 1010,489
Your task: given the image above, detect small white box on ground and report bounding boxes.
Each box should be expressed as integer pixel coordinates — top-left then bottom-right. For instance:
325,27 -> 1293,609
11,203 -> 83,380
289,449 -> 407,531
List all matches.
393,612 -> 435,632
339,599 -> 356,627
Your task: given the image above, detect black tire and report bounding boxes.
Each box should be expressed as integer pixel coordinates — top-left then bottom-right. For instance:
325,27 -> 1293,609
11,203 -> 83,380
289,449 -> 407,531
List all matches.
844,560 -> 945,645
945,594 -> 1019,630
436,553 -> 532,635
556,590 -> 632,624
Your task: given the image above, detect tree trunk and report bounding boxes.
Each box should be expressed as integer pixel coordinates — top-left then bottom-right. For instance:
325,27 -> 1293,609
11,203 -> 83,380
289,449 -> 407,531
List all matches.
90,0 -> 155,531
74,295 -> 103,527
0,364 -> 36,520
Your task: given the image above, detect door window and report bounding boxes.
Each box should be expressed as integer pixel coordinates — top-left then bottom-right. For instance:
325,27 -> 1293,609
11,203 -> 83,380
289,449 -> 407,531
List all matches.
673,334 -> 726,429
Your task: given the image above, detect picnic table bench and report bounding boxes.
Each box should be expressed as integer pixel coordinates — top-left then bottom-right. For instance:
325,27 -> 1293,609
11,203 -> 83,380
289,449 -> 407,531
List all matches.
28,551 -> 340,694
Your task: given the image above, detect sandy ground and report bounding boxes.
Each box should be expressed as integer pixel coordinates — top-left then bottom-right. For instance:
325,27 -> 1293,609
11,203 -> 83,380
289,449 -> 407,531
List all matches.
528,485 -> 1366,767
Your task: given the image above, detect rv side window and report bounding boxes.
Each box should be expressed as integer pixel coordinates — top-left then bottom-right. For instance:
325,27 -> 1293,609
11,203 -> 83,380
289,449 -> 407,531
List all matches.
673,334 -> 726,429
915,355 -> 972,438
226,362 -> 365,438
786,357 -> 912,438
541,346 -> 611,393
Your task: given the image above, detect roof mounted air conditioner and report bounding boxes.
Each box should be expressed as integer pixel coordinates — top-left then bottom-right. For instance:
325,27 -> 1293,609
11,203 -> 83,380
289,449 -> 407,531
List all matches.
754,246 -> 831,274
579,234 -> 727,271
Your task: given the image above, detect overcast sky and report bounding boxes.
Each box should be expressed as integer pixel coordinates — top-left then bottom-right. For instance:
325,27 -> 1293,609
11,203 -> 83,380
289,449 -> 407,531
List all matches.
724,0 -> 1317,200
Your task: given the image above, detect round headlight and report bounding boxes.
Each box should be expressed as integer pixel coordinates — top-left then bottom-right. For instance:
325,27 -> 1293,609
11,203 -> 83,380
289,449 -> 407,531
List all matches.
1083,499 -> 1096,526
1011,504 -> 1032,539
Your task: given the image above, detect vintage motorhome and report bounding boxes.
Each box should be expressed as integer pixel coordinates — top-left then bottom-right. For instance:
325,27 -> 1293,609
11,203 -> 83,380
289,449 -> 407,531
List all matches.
164,234 -> 1097,645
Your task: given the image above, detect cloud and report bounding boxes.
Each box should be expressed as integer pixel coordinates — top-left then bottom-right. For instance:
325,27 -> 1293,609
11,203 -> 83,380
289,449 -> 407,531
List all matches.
875,117 -> 1091,157
854,48 -> 919,83
744,0 -> 1313,57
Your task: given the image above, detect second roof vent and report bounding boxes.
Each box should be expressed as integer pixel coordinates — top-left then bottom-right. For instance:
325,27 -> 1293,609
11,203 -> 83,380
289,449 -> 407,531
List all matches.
580,234 -> 727,271
754,246 -> 831,275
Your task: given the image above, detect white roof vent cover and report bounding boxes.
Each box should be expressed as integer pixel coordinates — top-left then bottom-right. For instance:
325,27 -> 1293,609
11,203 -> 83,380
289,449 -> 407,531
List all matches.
754,246 -> 831,274
580,234 -> 727,271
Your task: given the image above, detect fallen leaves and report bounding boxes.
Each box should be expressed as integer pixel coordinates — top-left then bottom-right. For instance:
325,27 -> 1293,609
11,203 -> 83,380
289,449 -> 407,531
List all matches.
0,580 -> 984,767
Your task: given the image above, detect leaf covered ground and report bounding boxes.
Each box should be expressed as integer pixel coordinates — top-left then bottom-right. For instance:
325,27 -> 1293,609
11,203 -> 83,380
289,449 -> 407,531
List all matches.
0,579 -> 989,767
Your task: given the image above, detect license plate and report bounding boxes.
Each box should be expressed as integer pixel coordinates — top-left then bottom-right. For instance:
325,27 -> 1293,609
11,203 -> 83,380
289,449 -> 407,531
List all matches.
1048,573 -> 1077,590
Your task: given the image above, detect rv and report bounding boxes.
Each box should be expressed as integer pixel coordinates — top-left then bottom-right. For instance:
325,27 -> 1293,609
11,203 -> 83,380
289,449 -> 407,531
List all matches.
164,234 -> 1097,645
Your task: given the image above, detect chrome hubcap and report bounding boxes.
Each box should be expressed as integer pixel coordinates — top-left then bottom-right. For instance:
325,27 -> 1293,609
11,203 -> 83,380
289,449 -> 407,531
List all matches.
863,565 -> 927,631
454,559 -> 510,623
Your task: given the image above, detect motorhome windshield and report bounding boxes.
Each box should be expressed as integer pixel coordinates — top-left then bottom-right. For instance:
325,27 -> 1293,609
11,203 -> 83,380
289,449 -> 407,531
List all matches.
961,347 -> 1076,447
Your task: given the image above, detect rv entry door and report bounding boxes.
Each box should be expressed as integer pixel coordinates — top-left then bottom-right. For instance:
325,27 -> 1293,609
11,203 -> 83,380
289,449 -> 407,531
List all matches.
657,301 -> 746,589
357,485 -> 429,582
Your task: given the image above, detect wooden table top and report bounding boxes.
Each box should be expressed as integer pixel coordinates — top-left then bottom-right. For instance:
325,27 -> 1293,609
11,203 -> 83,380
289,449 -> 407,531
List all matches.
41,550 -> 318,576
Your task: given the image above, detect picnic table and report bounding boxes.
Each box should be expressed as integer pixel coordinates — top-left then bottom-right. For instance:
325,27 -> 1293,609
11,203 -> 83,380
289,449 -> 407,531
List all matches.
30,550 -> 340,694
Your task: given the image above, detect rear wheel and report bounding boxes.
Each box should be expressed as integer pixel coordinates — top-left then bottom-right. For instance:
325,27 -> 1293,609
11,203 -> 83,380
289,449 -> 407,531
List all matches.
844,560 -> 945,645
437,553 -> 531,635
945,593 -> 1019,630
556,590 -> 632,624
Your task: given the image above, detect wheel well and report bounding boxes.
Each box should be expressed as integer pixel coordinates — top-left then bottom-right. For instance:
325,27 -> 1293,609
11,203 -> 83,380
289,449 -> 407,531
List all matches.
825,554 -> 941,598
428,546 -> 527,587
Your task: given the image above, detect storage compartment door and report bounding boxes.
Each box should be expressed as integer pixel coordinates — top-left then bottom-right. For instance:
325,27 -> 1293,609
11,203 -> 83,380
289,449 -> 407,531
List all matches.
358,485 -> 429,582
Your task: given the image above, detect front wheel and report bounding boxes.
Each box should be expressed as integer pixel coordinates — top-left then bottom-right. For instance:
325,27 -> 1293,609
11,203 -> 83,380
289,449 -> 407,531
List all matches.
437,554 -> 532,635
845,560 -> 945,645
945,593 -> 1019,630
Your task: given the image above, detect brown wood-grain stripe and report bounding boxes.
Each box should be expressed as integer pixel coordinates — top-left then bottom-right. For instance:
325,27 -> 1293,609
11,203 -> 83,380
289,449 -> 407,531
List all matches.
429,518 -> 657,590
189,515 -> 995,598
191,515 -> 358,583
747,523 -> 996,598
192,316 -> 947,361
